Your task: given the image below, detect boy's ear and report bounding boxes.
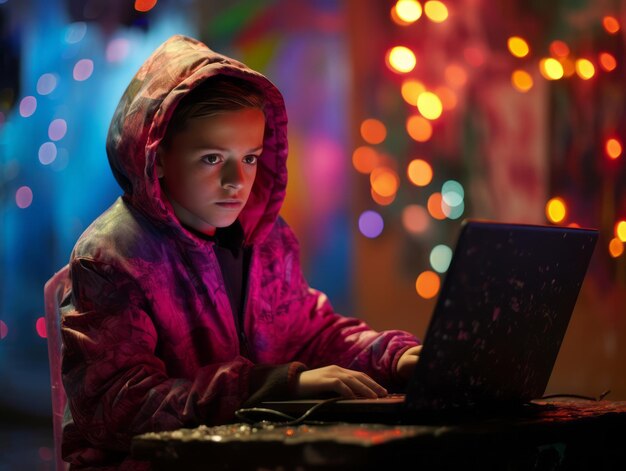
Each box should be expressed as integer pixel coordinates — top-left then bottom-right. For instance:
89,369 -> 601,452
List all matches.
155,146 -> 165,178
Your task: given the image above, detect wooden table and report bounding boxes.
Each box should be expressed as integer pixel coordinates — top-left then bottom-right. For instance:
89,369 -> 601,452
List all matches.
131,400 -> 626,470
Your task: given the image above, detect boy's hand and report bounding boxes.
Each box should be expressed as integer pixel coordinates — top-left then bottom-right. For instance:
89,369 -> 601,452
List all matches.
295,365 -> 388,399
396,345 -> 423,382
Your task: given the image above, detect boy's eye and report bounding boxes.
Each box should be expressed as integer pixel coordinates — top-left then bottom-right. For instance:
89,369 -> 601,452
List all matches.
202,154 -> 222,165
244,155 -> 259,165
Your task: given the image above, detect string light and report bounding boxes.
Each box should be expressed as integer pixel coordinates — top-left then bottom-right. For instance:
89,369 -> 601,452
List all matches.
511,70 -> 533,92
539,58 -> 564,80
360,118 -> 387,144
406,115 -> 433,142
615,220 -> 626,242
386,46 -> 417,73
424,1 -> 448,23
417,91 -> 443,120
415,270 -> 440,298
359,210 -> 384,238
546,197 -> 567,223
575,58 -> 595,80
394,0 -> 423,24
605,138 -> 622,160
608,238 -> 624,258
407,159 -> 433,186
507,36 -> 530,58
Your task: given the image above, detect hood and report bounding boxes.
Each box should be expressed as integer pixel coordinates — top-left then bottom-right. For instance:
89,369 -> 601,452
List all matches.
106,35 -> 288,246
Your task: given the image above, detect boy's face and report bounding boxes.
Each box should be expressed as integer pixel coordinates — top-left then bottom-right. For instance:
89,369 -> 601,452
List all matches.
157,108 -> 265,236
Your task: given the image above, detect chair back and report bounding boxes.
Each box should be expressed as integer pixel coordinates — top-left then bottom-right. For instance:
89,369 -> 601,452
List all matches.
44,264 -> 71,471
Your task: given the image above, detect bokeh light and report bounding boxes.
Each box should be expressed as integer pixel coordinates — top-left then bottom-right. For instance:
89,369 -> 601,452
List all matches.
415,271 -> 440,299
602,16 -> 620,34
575,58 -> 595,80
511,70 -> 533,92
436,86 -> 457,110
427,192 -> 447,220
352,146 -> 379,174
546,197 -> 567,223
549,40 -> 570,58
48,118 -> 68,141
402,204 -> 430,235
386,46 -> 417,73
615,220 -> 626,242
37,73 -> 58,95
401,79 -> 425,105
394,0 -> 423,23
606,138 -> 622,159
19,96 -> 37,118
608,238 -> 624,258
0,320 -> 7,340
507,36 -> 530,58
464,46 -> 485,67
370,167 -> 400,197
406,115 -> 433,142
135,0 -> 158,12
424,1 -> 448,23
560,57 -> 576,78
417,91 -> 443,120
360,118 -> 387,144
38,142 -> 58,165
36,317 -> 47,338
539,58 -> 564,80
358,210 -> 384,238
73,59 -> 94,81
371,188 -> 396,206
430,244 -> 453,273
407,159 -> 433,186
441,180 -> 464,207
15,186 -> 33,209
65,22 -> 87,44
599,52 -> 617,72
106,38 -> 131,63
445,63 -> 468,88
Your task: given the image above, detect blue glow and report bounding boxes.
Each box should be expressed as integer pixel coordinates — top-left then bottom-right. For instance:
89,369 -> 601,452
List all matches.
430,244 -> 453,273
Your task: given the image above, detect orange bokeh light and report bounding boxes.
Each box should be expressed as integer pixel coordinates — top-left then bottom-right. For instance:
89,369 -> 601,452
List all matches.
511,70 -> 533,92
427,192 -> 447,220
407,159 -> 433,186
401,79 -> 426,105
549,40 -> 570,58
371,187 -> 396,206
352,146 -> 379,174
406,115 -> 433,142
360,118 -> 387,145
608,238 -> 624,258
370,167 -> 400,197
599,52 -> 617,72
402,204 -> 430,235
606,138 -> 622,159
444,64 -> 468,88
416,271 -> 440,299
436,86 -> 457,110
546,197 -> 567,223
507,36 -> 530,58
135,0 -> 158,12
602,16 -> 620,34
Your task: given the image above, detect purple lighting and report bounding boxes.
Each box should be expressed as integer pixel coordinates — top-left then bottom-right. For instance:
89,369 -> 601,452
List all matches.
106,38 -> 131,63
358,210 -> 384,238
39,142 -> 58,165
19,96 -> 37,117
15,186 -> 33,209
48,119 -> 67,141
73,59 -> 94,81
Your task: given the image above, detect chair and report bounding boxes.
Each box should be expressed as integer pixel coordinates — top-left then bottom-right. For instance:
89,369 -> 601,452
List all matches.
44,264 -> 71,471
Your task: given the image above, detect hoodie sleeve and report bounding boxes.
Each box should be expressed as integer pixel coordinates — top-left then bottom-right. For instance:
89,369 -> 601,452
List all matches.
268,219 -> 421,390
61,257 -> 295,451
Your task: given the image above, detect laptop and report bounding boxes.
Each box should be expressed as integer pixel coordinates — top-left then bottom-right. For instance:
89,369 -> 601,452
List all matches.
258,219 -> 599,423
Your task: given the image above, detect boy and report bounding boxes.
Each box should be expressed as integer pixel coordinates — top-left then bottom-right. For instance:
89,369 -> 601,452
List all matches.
61,35 -> 421,470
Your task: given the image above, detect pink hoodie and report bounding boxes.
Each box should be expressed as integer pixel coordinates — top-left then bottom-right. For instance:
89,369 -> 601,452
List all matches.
61,35 -> 419,470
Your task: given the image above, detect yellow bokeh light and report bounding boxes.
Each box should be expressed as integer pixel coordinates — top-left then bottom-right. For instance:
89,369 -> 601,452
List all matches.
599,52 -> 617,72
424,1 -> 448,23
352,146 -> 379,174
615,220 -> 626,242
546,197 -> 567,223
360,118 -> 387,145
387,46 -> 417,74
603,16 -> 620,34
370,167 -> 400,197
575,59 -> 595,80
406,115 -> 433,142
401,79 -> 426,105
395,0 -> 423,23
444,63 -> 468,88
608,238 -> 624,258
417,91 -> 443,120
407,159 -> 433,186
560,57 -> 576,78
371,187 -> 396,206
416,270 -> 440,299
402,204 -> 430,235
427,192 -> 447,220
507,36 -> 530,58
539,58 -> 564,80
511,70 -> 533,92
606,138 -> 623,160
549,40 -> 570,58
